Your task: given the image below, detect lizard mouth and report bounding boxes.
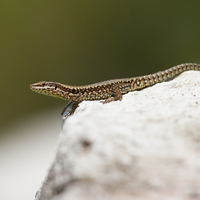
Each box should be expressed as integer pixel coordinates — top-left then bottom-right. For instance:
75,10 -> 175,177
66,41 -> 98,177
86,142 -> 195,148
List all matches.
30,81 -> 66,100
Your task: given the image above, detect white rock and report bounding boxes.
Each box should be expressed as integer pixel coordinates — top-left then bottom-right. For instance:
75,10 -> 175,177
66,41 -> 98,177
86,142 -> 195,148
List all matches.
35,71 -> 200,200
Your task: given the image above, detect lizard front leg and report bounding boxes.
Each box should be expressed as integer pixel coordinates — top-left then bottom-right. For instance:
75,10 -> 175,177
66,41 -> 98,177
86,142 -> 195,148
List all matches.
61,101 -> 80,117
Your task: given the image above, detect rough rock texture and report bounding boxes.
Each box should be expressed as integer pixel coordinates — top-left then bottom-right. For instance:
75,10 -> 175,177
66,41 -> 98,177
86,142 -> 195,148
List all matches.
35,71 -> 200,200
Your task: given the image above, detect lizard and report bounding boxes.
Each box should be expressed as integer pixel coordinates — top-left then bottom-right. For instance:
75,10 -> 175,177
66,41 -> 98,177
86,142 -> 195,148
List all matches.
30,63 -> 200,117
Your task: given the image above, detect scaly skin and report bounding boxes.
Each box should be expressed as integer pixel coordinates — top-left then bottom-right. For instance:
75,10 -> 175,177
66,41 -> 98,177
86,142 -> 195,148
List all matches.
30,63 -> 200,116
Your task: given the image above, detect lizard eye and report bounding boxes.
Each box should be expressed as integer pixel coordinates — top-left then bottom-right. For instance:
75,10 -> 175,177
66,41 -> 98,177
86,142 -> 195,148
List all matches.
55,86 -> 57,90
42,83 -> 45,86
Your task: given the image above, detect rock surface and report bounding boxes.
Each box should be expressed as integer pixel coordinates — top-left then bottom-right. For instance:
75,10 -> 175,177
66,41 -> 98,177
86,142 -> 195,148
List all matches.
35,71 -> 200,200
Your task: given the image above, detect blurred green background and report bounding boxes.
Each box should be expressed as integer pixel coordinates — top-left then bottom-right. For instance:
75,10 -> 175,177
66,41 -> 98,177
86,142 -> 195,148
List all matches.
1,1 -> 200,132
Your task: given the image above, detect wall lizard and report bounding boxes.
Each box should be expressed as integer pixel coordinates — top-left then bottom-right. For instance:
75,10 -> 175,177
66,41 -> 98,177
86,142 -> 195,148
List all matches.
30,63 -> 200,117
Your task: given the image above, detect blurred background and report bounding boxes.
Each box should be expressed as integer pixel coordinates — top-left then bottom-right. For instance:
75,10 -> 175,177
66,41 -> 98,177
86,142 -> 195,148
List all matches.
1,1 -> 200,199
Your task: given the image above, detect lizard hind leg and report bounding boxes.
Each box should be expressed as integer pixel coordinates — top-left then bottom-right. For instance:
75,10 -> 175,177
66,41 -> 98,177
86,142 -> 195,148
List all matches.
101,85 -> 122,104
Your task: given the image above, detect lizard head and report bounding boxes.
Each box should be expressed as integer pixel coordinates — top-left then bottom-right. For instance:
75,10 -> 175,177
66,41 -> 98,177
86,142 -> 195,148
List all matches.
30,81 -> 66,100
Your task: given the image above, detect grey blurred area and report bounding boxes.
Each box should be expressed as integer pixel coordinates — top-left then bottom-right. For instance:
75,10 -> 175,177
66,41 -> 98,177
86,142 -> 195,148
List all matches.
0,109 -> 61,200
1,1 -> 200,131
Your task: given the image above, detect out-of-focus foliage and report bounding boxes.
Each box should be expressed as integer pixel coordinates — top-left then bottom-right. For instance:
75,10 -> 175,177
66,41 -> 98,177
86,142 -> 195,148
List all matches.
1,1 -> 200,131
